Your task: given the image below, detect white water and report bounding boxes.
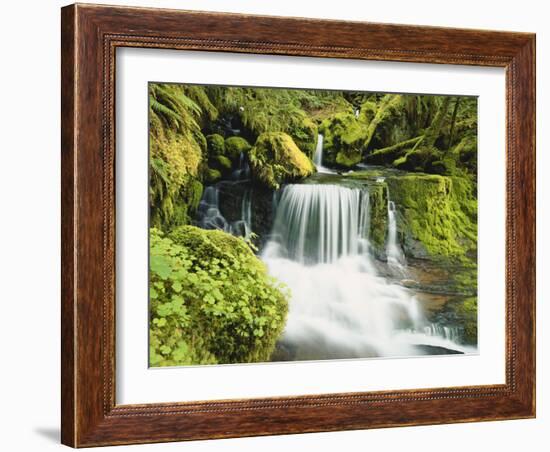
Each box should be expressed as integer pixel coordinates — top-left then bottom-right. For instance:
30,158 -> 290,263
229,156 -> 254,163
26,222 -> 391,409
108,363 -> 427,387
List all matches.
197,186 -> 229,232
240,189 -> 252,238
197,182 -> 252,238
231,152 -> 251,181
262,183 -> 468,359
312,134 -> 335,174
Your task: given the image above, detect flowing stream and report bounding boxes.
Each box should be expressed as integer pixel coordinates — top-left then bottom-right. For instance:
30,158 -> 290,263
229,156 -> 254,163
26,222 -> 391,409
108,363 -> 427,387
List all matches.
196,155 -> 473,360
262,181 -> 469,360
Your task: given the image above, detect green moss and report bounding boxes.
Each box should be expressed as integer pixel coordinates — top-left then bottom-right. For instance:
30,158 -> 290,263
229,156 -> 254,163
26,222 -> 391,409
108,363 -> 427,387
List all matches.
393,146 -> 440,172
447,296 -> 478,346
288,115 -> 318,158
208,155 -> 232,175
206,133 -> 225,156
453,134 -> 478,174
149,227 -> 289,366
249,132 -> 315,190
204,168 -> 222,183
358,100 -> 378,124
208,87 -> 319,157
387,174 -> 477,260
224,136 -> 252,161
362,94 -> 404,150
149,83 -> 206,229
368,183 -> 389,255
319,112 -> 366,168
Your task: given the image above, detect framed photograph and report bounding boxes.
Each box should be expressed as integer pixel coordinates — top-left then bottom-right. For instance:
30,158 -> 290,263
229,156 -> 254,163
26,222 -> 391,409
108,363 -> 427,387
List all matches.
61,3 -> 536,447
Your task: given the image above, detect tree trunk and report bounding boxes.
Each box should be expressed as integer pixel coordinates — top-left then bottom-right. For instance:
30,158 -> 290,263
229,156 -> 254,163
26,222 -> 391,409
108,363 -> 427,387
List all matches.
447,97 -> 461,150
424,96 -> 451,148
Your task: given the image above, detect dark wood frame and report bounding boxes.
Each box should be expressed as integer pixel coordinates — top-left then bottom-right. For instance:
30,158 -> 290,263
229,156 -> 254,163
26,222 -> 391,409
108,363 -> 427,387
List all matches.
61,3 -> 536,447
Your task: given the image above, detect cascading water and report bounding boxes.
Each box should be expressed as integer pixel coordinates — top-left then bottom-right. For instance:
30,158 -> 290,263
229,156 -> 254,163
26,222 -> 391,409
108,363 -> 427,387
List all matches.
263,182 -> 469,359
235,188 -> 252,239
264,184 -> 372,265
312,134 -> 334,174
197,186 -> 229,232
386,200 -> 407,276
231,152 -> 251,181
198,161 -> 253,239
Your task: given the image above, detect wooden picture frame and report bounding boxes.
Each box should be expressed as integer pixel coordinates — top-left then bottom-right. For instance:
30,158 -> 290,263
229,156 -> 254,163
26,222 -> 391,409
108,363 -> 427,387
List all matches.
61,3 -> 536,447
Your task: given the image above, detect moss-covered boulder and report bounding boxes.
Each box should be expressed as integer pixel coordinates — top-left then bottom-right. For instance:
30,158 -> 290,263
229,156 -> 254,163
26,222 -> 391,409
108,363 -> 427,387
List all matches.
207,155 -> 233,178
224,136 -> 252,162
249,132 -> 315,190
149,226 -> 289,366
204,167 -> 222,183
287,115 -> 318,159
206,133 -> 225,156
386,174 -> 477,261
319,112 -> 366,168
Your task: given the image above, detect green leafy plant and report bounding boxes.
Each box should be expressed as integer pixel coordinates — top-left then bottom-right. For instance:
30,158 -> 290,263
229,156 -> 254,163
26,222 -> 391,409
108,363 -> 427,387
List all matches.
149,226 -> 290,366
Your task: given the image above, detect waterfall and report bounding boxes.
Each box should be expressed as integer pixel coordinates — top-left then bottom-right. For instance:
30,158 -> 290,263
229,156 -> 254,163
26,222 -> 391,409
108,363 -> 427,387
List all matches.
198,183 -> 253,239
239,189 -> 252,238
197,186 -> 229,232
423,324 -> 462,343
355,108 -> 360,118
231,152 -> 251,181
261,183 -> 470,358
386,200 -> 407,276
313,134 -> 324,167
263,184 -> 372,265
197,177 -> 471,358
312,134 -> 334,174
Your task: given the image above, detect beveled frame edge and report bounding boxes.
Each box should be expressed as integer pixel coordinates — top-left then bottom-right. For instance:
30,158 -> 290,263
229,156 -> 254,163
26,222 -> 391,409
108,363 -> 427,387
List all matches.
61,3 -> 536,447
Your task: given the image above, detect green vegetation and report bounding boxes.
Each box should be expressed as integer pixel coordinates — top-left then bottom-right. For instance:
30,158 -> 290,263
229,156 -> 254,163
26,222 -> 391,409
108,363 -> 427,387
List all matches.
367,184 -> 389,255
148,82 -> 479,361
149,227 -> 289,366
224,136 -> 251,161
204,86 -> 325,157
149,83 -> 206,228
248,132 -> 315,190
386,174 -> 477,261
319,113 -> 365,167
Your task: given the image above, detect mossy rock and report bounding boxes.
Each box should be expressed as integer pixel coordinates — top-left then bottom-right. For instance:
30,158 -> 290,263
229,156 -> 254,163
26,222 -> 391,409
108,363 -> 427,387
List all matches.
149,226 -> 289,366
208,155 -> 232,175
386,174 -> 477,260
206,133 -> 225,156
358,100 -> 378,124
249,132 -> 315,190
204,167 -> 222,183
368,183 -> 389,256
288,115 -> 318,159
319,112 -> 366,168
224,136 -> 252,162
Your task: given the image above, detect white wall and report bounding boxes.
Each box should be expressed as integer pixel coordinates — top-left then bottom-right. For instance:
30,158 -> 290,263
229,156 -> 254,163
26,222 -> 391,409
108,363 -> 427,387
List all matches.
0,1 -> 546,451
